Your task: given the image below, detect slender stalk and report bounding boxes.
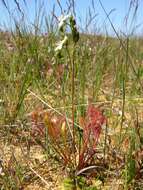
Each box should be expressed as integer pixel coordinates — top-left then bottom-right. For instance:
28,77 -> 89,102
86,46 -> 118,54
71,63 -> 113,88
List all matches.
119,38 -> 129,143
71,42 -> 77,190
71,45 -> 76,157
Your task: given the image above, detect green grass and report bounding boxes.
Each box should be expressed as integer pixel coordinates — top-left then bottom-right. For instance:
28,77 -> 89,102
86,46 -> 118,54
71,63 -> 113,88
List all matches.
0,1 -> 143,190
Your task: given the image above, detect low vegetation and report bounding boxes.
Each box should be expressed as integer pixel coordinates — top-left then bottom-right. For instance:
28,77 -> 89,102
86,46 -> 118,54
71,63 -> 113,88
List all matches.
0,0 -> 143,189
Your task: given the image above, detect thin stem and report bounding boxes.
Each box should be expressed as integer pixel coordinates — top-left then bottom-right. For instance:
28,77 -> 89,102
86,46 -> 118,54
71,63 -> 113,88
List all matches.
71,43 -> 77,190
119,38 -> 129,143
71,43 -> 76,162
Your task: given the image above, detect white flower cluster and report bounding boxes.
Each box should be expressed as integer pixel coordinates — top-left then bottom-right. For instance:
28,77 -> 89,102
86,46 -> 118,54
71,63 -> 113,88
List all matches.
55,14 -> 71,52
55,35 -> 68,52
58,14 -> 71,30
55,13 -> 79,53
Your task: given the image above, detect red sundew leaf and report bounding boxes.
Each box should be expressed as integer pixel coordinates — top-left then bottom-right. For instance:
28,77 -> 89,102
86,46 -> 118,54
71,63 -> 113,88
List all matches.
78,104 -> 107,169
44,113 -> 60,140
83,104 -> 106,149
44,113 -> 67,141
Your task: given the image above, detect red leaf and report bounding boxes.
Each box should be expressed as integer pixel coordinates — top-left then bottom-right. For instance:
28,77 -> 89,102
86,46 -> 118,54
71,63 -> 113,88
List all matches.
78,104 -> 107,169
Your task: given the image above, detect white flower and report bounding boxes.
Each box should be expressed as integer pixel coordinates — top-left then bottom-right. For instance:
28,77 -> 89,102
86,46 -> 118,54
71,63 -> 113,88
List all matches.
58,14 -> 71,30
55,35 -> 68,52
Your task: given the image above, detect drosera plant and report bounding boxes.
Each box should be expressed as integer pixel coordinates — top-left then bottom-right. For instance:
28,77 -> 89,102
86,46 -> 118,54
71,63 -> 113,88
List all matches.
55,10 -> 79,175
51,12 -> 79,189
0,0 -> 143,189
43,104 -> 107,190
39,11 -> 108,190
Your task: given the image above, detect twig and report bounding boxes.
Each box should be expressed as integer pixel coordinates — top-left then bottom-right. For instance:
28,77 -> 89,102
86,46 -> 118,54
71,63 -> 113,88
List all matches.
29,166 -> 49,187
27,88 -> 80,129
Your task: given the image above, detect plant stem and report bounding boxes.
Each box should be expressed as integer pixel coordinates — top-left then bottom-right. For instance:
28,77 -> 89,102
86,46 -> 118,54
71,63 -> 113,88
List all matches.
71,43 -> 76,161
71,43 -> 77,190
119,38 -> 129,144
